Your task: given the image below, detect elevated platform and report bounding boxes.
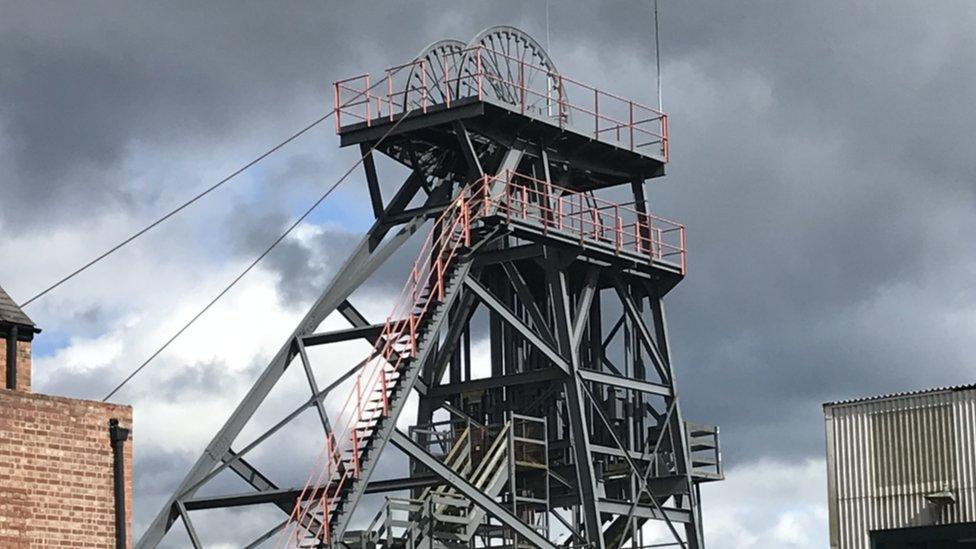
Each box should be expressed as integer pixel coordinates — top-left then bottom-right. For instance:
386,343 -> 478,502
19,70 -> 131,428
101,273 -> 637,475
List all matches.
333,42 -> 669,189
474,170 -> 685,282
140,27 -> 714,549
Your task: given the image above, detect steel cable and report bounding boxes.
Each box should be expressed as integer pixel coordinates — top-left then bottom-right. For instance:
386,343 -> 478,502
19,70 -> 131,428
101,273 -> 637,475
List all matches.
102,108 -> 417,402
21,74 -> 398,310
19,113 -> 334,309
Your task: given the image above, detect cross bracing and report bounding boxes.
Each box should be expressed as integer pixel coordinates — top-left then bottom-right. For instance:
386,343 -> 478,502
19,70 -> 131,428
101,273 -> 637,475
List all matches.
138,26 -> 721,549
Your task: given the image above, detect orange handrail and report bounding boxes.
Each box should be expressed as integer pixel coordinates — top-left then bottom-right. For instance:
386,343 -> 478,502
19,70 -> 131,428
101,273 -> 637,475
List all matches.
278,171 -> 685,545
332,44 -> 669,161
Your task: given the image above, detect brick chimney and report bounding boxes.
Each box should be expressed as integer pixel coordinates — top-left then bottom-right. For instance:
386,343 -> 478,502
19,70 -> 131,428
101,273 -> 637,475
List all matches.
0,284 -> 40,392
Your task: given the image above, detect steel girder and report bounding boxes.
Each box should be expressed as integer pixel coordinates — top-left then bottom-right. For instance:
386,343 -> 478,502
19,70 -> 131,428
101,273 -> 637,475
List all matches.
137,166 -> 452,547
139,77 -> 713,549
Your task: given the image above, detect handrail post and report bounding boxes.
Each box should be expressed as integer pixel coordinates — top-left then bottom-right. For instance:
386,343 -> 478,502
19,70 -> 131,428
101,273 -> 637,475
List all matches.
411,266 -> 418,303
629,102 -> 635,151
436,256 -> 445,302
680,226 -> 686,273
662,114 -> 670,161
505,178 -> 512,223
325,433 -> 333,477
462,200 -> 471,246
615,207 -> 622,253
647,218 -> 654,257
333,82 -> 341,132
558,75 -> 566,128
409,313 -> 417,357
578,196 -> 585,247
594,88 -> 599,139
521,185 -> 528,219
352,429 -> 360,477
557,197 -> 563,230
387,69 -> 394,121
380,367 -> 389,415
482,175 -> 490,215
323,492 -> 331,543
365,74 -> 372,127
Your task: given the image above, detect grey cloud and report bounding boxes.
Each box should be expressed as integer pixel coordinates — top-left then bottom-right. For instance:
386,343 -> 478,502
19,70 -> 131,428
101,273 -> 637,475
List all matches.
0,2 -> 468,230
223,194 -> 361,307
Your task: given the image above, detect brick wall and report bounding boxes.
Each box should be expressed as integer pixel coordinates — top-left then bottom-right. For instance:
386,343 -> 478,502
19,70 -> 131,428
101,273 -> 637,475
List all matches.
0,339 -> 32,392
0,390 -> 132,548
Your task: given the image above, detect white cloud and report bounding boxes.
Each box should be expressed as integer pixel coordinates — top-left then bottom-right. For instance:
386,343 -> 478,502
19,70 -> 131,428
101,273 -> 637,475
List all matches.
700,459 -> 829,549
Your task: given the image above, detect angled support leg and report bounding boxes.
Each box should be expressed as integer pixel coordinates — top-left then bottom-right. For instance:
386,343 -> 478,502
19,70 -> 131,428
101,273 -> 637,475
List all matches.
611,275 -> 670,384
453,121 -> 484,180
176,502 -> 202,549
295,337 -> 330,433
463,274 -> 568,374
137,171 -> 438,548
651,298 -> 704,549
360,143 -> 385,219
390,429 -> 557,549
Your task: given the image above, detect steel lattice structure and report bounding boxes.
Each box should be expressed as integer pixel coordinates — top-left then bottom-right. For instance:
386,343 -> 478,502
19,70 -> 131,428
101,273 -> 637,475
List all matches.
138,26 -> 722,549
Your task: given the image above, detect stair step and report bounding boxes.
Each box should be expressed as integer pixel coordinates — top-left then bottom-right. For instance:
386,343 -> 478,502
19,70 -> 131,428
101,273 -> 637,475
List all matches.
307,242 -> 468,543
431,514 -> 470,524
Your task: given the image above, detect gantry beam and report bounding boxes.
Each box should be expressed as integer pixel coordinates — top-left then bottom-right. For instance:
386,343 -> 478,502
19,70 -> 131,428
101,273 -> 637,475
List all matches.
390,429 -> 558,549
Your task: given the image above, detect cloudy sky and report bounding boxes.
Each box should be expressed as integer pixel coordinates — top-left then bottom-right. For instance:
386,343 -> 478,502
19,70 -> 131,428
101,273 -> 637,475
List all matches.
2,1 -> 975,547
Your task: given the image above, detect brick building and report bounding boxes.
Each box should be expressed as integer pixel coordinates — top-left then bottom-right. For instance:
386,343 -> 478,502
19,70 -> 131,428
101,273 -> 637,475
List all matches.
0,285 -> 133,548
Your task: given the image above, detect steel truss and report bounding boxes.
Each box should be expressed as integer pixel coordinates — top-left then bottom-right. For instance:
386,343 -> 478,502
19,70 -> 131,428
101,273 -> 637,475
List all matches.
139,26 -> 721,549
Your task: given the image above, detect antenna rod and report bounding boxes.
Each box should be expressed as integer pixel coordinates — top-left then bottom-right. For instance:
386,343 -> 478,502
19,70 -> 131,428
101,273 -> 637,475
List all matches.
654,0 -> 662,110
546,0 -> 551,53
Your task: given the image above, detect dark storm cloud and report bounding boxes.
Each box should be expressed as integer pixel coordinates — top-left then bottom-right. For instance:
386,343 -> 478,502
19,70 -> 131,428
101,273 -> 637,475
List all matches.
211,0 -> 976,464
0,1 -> 497,230
634,2 -> 976,462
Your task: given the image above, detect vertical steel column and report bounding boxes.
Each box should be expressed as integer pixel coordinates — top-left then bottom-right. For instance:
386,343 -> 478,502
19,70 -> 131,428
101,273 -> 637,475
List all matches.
650,298 -> 703,548
137,171 -> 436,548
547,260 -> 606,549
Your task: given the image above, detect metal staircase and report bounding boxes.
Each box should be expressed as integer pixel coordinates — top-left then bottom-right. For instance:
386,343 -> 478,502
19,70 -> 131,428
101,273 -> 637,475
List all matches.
356,417 -> 529,549
282,188 -> 484,547
279,171 -> 693,547
139,27 -> 720,549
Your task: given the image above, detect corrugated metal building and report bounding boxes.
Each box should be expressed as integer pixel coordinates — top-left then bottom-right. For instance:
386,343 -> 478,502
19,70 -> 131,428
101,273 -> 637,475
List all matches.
824,384 -> 976,548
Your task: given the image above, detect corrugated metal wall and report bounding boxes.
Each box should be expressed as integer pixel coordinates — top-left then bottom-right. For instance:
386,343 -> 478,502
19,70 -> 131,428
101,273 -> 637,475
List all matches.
824,388 -> 976,549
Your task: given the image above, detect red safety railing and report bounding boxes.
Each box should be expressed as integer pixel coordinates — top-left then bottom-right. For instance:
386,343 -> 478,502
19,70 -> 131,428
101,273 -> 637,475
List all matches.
333,45 -> 669,161
278,171 -> 684,546
279,186 -> 484,547
482,171 -> 686,272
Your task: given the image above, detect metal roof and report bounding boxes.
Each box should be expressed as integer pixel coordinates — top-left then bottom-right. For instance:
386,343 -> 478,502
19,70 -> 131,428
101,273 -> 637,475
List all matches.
0,285 -> 34,327
824,383 -> 976,408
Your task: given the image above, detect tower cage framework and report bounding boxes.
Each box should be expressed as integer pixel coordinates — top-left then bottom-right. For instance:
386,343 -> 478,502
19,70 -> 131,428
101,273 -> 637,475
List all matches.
138,26 -> 722,549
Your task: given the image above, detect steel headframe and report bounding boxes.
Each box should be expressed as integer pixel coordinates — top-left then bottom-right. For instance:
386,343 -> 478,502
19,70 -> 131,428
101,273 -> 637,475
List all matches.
138,26 -> 717,549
